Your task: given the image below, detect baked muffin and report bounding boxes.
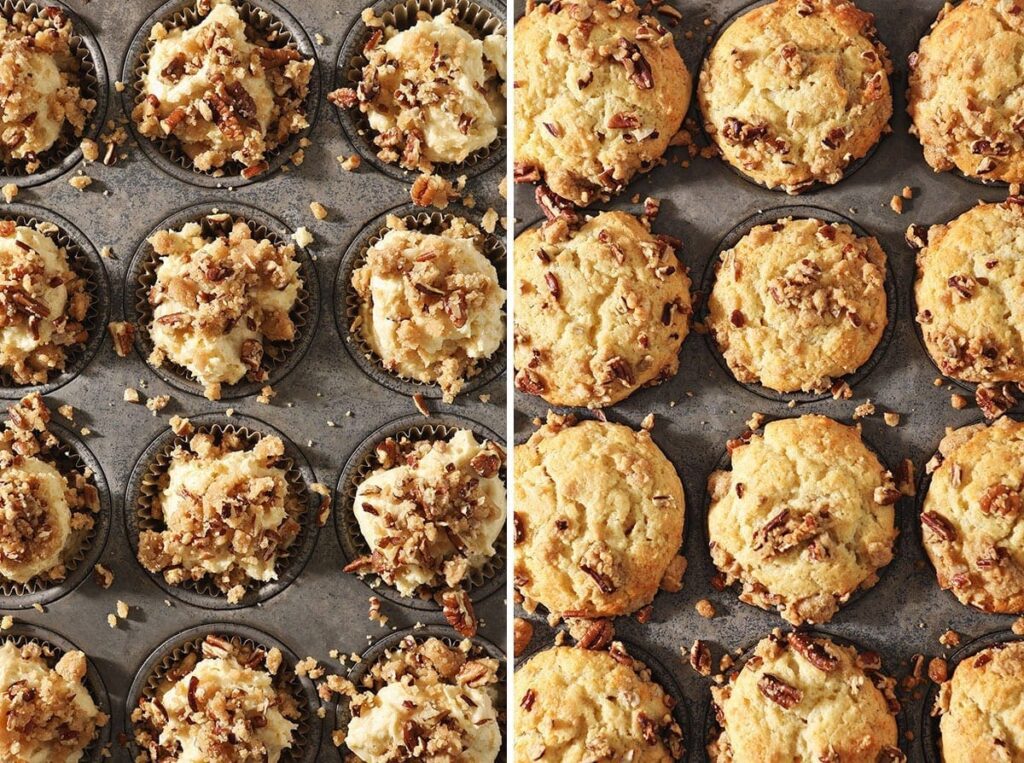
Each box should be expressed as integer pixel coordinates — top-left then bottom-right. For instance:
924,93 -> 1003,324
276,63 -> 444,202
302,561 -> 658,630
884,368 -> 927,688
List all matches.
0,640 -> 108,762
707,415 -> 899,625
0,393 -> 100,586
513,412 -> 685,618
145,216 -> 302,401
329,9 -> 505,172
344,636 -> 501,762
909,0 -> 1024,183
709,632 -> 903,763
132,634 -> 299,763
921,417 -> 1024,613
914,200 -> 1024,388
346,429 -> 505,601
132,0 -> 314,178
707,217 -> 888,394
933,639 -> 1024,762
0,6 -> 96,172
350,215 -> 505,402
137,426 -> 301,604
515,644 -> 684,761
514,211 -> 691,407
698,0 -> 891,193
0,220 -> 91,386
513,0 -> 690,206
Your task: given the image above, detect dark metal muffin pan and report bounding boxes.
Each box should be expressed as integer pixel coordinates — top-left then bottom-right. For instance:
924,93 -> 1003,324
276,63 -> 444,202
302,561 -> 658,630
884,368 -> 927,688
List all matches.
0,1 -> 505,761
512,1 -> 1022,761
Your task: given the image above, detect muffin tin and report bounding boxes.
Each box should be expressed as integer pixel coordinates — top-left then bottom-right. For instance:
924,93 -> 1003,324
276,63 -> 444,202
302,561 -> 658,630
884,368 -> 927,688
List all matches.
0,1 -> 506,760
512,0 -> 1023,761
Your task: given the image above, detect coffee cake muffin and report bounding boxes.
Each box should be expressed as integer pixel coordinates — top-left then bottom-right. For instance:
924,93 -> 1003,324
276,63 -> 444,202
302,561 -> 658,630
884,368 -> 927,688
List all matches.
513,0 -> 690,206
909,0 -> 1024,183
0,220 -> 91,386
145,216 -> 303,401
137,427 -> 301,604
707,415 -> 899,625
698,0 -> 892,193
350,215 -> 505,402
330,9 -> 505,172
0,6 -> 96,172
132,634 -> 299,762
0,640 -> 108,762
514,413 -> 685,618
0,393 -> 100,586
515,644 -> 684,761
709,632 -> 903,763
344,636 -> 501,762
346,429 -> 505,601
514,211 -> 691,407
914,200 -> 1024,388
933,639 -> 1024,762
707,217 -> 888,394
921,417 -> 1024,613
133,0 -> 314,177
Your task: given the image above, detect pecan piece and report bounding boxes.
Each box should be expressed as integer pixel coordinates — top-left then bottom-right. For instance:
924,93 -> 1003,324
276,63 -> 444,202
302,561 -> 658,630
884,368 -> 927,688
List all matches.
328,88 -> 359,108
787,632 -> 839,672
240,339 -> 263,375
470,450 -> 501,478
613,38 -> 654,89
922,511 -> 956,542
535,185 -> 577,224
757,673 -> 802,708
441,589 -> 477,637
976,383 -> 1016,421
608,112 -> 641,129
581,562 -> 616,594
514,618 -> 534,657
514,161 -> 542,183
979,484 -> 1021,517
690,640 -> 712,676
576,618 -> 615,650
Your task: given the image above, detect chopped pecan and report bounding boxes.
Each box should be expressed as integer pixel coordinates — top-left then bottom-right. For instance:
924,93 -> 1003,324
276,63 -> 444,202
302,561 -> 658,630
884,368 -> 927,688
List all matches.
513,161 -> 542,183
979,484 -> 1021,517
240,339 -> 263,375
581,562 -> 616,594
535,185 -> 577,224
976,383 -> 1016,421
328,88 -> 359,108
608,112 -> 641,129
516,369 -> 546,395
722,118 -> 768,146
514,618 -> 534,657
922,511 -> 956,542
637,712 -> 659,745
612,38 -> 654,89
470,450 -> 501,479
758,673 -> 802,708
690,640 -> 712,676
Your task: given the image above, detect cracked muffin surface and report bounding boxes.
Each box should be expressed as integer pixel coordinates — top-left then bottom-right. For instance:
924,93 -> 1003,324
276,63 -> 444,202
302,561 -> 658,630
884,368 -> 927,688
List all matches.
707,217 -> 888,394
513,0 -> 690,206
707,415 -> 898,625
698,0 -> 892,193
514,211 -> 691,408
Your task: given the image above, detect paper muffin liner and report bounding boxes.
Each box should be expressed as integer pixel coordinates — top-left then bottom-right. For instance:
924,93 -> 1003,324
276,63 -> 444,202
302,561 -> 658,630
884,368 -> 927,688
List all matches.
697,205 -> 897,405
0,204 -> 111,399
335,204 -> 506,399
920,628 -> 1024,763
705,630 -> 905,762
124,413 -> 321,609
333,0 -> 506,181
0,623 -> 112,761
0,419 -> 111,609
0,0 -> 108,186
334,625 -> 506,761
125,202 -> 319,400
127,623 -> 321,763
335,413 -> 506,611
121,0 -> 321,187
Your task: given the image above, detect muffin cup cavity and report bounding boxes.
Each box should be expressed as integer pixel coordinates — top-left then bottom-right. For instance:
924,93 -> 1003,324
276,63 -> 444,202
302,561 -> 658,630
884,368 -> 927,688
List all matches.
124,412 -> 321,609
333,0 -> 506,182
125,202 -> 320,400
126,623 -> 321,763
0,420 -> 111,609
334,413 -> 506,610
0,204 -> 111,399
121,0 -> 322,187
335,204 -> 506,399
698,205 -> 897,405
0,0 -> 108,187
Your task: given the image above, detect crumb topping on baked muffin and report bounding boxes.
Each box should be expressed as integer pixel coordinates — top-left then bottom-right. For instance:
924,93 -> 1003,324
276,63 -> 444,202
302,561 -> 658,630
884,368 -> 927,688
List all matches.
329,8 -> 505,171
350,215 -> 505,402
0,393 -> 99,586
707,415 -> 899,625
345,636 -> 501,763
132,634 -> 299,763
146,217 -> 302,401
0,640 -> 108,763
138,428 -> 300,603
0,221 -> 91,386
347,429 -> 505,600
707,217 -> 888,394
132,0 -> 314,177
698,0 -> 892,193
0,6 -> 96,172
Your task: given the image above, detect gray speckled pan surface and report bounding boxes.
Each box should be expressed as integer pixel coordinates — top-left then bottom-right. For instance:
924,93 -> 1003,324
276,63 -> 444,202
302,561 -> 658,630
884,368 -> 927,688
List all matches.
513,0 -> 1023,761
1,0 -> 506,760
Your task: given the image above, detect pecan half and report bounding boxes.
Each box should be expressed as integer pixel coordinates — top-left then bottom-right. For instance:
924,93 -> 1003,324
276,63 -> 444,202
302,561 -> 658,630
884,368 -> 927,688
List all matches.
576,618 -> 615,650
922,511 -> 956,542
441,589 -> 477,637
787,632 -> 839,672
690,640 -> 712,676
757,673 -> 802,708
